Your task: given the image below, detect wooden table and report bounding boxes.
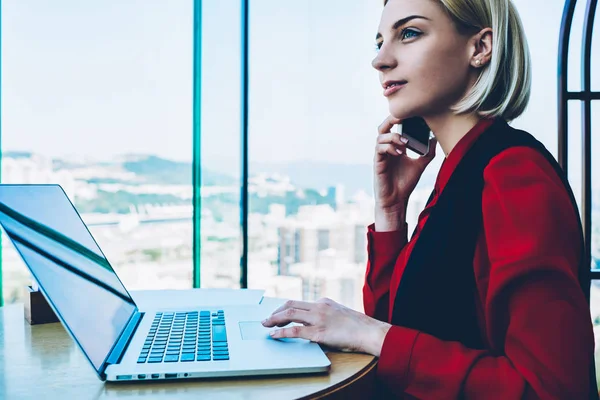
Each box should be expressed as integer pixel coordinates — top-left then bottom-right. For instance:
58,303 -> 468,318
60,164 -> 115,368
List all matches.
0,304 -> 377,400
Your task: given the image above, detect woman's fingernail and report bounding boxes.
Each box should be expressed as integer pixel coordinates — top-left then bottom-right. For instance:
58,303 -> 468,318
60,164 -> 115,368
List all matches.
270,330 -> 276,336
400,137 -> 408,144
262,319 -> 267,325
396,149 -> 403,155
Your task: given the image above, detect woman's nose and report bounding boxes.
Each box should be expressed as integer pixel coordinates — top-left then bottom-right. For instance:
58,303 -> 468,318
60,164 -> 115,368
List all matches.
371,48 -> 397,71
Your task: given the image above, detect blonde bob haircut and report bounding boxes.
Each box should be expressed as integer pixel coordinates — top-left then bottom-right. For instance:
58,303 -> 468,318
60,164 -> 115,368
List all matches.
383,0 -> 531,122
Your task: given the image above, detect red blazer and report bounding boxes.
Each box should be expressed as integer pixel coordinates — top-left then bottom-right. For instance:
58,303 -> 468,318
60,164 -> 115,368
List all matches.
363,118 -> 595,399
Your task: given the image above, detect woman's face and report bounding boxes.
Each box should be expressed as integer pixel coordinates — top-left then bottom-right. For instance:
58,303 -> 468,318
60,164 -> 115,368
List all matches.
372,0 -> 478,120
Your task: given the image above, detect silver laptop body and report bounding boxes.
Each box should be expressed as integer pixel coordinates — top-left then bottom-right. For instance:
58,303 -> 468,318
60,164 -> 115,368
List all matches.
0,184 -> 330,382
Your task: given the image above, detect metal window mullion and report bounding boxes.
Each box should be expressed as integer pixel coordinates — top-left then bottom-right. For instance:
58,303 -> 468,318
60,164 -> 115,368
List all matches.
240,0 -> 249,289
567,91 -> 600,100
558,0 -> 578,174
581,0 -> 597,302
0,0 -> 3,307
192,0 -> 203,288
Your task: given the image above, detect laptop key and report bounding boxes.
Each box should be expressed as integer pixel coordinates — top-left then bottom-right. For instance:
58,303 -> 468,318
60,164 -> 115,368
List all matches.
212,325 -> 227,342
164,355 -> 179,363
148,357 -> 163,363
181,354 -> 195,362
213,342 -> 228,348
196,355 -> 211,361
213,355 -> 230,361
137,357 -> 147,363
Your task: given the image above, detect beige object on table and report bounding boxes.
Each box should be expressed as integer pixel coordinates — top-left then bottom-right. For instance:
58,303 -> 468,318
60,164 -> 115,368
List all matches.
0,304 -> 377,400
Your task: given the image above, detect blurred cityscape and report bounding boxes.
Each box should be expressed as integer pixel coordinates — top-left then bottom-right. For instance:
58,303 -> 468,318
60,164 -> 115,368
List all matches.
2,151 -> 600,317
0,151 -> 432,311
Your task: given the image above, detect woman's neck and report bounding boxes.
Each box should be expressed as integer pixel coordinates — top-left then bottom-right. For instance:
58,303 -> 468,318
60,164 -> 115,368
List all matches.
424,112 -> 483,158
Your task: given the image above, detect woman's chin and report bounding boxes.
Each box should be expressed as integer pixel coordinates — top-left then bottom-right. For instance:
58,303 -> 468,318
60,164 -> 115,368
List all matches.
388,99 -> 427,120
388,105 -> 416,120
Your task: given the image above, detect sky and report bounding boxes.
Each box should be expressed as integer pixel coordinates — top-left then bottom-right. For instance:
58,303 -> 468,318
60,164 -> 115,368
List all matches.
1,0 -> 599,193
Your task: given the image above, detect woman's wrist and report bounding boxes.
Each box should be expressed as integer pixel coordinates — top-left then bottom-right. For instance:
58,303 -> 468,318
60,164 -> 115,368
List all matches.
374,203 -> 407,232
362,319 -> 392,357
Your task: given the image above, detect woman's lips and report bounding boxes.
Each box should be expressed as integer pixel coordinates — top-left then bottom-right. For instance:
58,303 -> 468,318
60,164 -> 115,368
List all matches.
384,82 -> 406,97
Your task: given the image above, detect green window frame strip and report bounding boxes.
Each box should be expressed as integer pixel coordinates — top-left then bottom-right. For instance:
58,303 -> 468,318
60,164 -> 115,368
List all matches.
192,0 -> 202,289
1,0 -> 4,307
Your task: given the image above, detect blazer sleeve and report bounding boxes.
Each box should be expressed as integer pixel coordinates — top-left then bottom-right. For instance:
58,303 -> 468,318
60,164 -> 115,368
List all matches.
363,223 -> 408,322
374,147 -> 596,399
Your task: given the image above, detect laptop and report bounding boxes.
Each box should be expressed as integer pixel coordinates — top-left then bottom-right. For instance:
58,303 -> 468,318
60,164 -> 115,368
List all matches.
0,184 -> 331,382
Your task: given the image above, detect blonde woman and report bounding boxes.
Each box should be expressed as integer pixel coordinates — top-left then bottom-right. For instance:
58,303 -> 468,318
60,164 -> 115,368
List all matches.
262,0 -> 598,398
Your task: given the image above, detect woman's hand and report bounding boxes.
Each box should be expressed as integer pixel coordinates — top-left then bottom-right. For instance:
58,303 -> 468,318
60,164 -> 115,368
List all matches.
374,115 -> 437,228
261,298 -> 392,356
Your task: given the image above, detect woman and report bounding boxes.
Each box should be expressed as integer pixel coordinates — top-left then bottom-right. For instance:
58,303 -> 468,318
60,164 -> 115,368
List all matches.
262,0 -> 598,398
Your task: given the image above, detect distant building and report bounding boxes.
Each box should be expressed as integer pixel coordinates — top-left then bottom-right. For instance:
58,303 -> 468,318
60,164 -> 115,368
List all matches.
326,184 -> 345,210
2,153 -> 76,200
353,224 -> 367,264
277,226 -> 295,275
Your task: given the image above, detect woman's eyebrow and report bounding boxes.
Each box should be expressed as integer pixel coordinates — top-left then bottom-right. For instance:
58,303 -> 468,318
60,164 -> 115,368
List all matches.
375,15 -> 431,41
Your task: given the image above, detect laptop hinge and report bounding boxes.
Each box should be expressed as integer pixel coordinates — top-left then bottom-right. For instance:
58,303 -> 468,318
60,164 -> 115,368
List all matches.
99,310 -> 144,379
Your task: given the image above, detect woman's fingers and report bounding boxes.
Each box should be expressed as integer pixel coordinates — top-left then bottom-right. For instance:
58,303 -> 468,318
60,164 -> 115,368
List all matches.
269,324 -> 314,341
375,132 -> 408,156
378,115 -> 402,135
376,143 -> 405,156
262,308 -> 317,328
377,132 -> 408,146
269,299 -> 314,317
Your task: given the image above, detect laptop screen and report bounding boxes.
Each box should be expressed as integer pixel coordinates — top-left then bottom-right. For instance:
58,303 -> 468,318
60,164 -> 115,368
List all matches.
0,185 -> 137,373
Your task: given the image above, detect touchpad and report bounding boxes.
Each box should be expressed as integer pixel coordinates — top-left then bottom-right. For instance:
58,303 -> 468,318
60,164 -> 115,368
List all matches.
239,321 -> 273,340
238,321 -> 307,343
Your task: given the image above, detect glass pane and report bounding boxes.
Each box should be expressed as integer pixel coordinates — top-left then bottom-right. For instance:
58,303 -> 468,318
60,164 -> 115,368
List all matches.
565,0 -> 588,94
593,101 -> 599,271
509,0 -> 569,157
1,0 -> 193,304
245,0 -> 439,311
198,0 -> 241,289
568,100 -> 583,212
591,281 -> 600,387
590,0 -> 600,94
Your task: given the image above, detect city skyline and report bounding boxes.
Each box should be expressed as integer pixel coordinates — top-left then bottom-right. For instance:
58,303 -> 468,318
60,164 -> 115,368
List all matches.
1,0 -> 599,179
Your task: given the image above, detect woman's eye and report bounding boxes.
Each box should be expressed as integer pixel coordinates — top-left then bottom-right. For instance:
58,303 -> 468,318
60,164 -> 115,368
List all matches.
401,29 -> 421,40
374,28 -> 420,51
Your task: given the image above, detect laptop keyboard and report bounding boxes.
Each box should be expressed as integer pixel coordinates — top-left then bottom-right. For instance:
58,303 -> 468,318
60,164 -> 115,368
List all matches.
136,311 -> 229,364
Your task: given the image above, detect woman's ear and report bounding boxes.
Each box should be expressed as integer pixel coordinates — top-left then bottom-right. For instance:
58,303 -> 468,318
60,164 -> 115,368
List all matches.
470,28 -> 493,68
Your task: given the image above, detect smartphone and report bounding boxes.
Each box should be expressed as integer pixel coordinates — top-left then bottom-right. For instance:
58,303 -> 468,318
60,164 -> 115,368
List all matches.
398,117 -> 431,156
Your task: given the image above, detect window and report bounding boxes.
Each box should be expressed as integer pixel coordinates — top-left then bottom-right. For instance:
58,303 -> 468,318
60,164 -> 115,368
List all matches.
244,0 -> 441,311
550,0 -> 600,388
197,0 -> 242,289
1,0 -> 194,304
